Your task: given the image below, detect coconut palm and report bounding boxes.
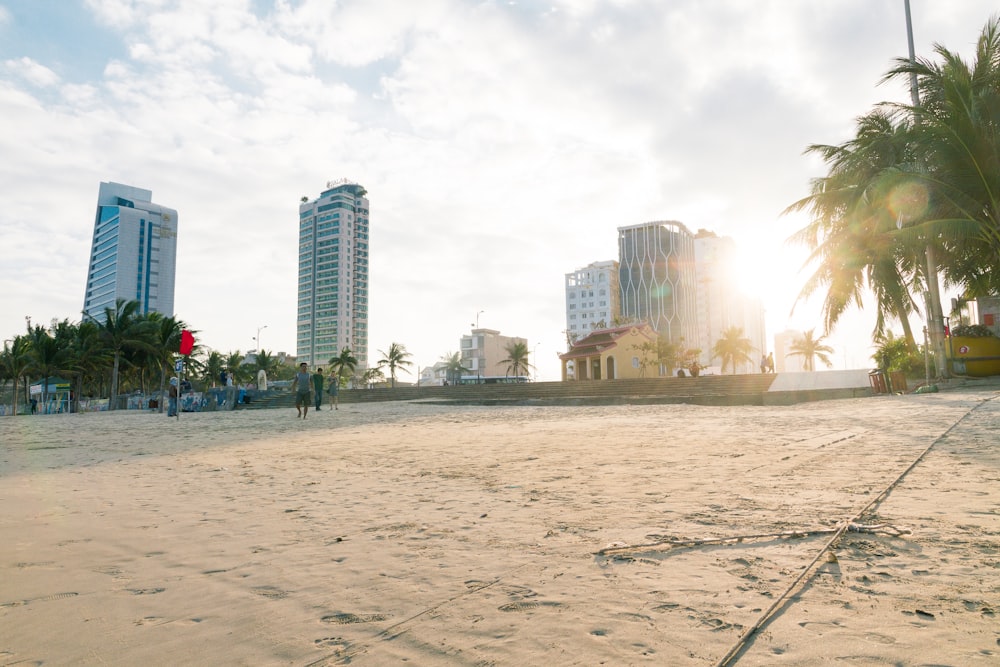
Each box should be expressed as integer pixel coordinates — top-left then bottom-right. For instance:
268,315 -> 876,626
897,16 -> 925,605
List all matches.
711,326 -> 755,375
328,347 -> 358,385
98,299 -> 156,409
224,350 -> 247,385
882,16 -> 1000,289
27,324 -> 70,413
200,350 -> 226,390
146,313 -> 187,412
66,319 -> 108,413
0,335 -> 33,416
787,329 -> 835,372
440,351 -> 469,385
377,342 -> 412,388
787,18 -> 1000,365
786,110 -> 923,349
500,341 -> 532,379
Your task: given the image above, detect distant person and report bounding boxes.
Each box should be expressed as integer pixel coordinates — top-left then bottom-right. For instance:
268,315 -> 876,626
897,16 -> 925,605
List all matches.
220,369 -> 227,387
30,397 -> 37,414
766,352 -> 775,373
312,367 -> 325,411
292,362 -> 312,419
328,371 -> 340,410
168,377 -> 178,417
761,355 -> 768,374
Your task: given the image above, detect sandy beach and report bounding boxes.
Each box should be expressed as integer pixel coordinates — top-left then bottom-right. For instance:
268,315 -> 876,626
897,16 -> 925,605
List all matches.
2,387 -> 998,666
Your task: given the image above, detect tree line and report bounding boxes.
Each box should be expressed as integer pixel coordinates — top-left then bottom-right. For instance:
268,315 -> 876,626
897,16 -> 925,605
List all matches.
0,298 -> 301,415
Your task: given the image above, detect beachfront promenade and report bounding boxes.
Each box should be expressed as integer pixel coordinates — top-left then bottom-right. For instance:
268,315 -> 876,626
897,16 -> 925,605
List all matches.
2,382 -> 998,665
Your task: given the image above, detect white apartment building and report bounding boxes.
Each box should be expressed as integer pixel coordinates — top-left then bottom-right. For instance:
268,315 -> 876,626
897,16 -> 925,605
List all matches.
296,179 -> 370,368
83,182 -> 178,321
564,260 -> 620,344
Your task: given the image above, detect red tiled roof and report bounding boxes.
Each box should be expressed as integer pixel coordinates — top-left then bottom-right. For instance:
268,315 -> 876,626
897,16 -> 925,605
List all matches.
559,324 -> 654,360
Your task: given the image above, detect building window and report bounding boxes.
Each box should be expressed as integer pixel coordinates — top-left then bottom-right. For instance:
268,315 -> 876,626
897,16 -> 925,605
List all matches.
632,357 -> 640,368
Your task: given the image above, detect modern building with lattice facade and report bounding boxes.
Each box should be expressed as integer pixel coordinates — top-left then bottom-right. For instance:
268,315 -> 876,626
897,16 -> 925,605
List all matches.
618,221 -> 697,345
296,180 -> 370,369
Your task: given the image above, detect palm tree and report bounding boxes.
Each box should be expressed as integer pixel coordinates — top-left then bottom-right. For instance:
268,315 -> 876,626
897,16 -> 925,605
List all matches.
98,299 -> 155,409
27,325 -> 69,413
787,329 -> 835,372
500,341 -> 532,379
883,16 -> 1000,293
200,350 -> 226,390
146,313 -> 187,412
253,349 -> 281,386
224,350 -> 246,385
363,366 -> 385,388
787,18 -> 1000,368
378,342 -> 412,388
0,336 -> 32,416
786,110 -> 924,349
440,351 -> 469,385
328,347 -> 358,386
67,319 -> 108,413
711,326 -> 755,375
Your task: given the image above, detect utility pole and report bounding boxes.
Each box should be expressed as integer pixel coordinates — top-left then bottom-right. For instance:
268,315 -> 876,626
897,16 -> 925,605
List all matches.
904,0 -> 948,378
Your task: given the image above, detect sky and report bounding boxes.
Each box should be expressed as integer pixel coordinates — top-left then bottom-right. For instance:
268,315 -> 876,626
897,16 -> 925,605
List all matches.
1,0 -> 996,381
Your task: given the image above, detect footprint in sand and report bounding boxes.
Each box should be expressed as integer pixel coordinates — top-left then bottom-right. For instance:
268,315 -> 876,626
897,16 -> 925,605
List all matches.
314,637 -> 349,651
251,586 -> 289,600
126,587 -> 165,595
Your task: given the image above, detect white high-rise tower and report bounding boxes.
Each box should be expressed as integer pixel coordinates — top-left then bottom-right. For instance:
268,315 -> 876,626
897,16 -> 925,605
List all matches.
296,180 -> 370,369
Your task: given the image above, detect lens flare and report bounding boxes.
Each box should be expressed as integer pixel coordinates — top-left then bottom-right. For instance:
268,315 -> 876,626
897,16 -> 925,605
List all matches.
887,181 -> 930,226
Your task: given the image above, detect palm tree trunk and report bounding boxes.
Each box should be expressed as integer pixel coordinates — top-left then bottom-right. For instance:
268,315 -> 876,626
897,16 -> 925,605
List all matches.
110,352 -> 120,410
896,303 -> 917,349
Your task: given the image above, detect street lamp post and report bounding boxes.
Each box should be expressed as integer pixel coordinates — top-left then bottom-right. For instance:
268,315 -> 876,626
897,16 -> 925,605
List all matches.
254,325 -> 268,353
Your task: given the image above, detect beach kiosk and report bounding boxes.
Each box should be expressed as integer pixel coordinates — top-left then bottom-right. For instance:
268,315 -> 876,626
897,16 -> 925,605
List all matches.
29,377 -> 72,414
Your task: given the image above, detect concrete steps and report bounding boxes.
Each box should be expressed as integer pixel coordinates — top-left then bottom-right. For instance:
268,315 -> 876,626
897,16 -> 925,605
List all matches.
244,374 -> 783,409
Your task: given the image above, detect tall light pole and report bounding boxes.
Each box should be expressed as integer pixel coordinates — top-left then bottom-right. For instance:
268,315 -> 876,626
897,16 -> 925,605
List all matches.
472,310 -> 484,329
254,324 -> 268,352
903,0 -> 948,378
532,343 -> 541,381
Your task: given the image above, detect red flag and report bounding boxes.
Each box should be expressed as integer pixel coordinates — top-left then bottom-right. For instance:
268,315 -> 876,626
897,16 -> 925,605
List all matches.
179,329 -> 195,356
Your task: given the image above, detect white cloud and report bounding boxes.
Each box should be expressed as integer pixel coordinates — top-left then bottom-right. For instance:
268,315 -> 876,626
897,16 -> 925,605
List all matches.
4,57 -> 60,87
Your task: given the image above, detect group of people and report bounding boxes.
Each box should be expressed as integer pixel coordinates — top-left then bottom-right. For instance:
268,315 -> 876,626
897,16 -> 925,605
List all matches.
760,352 -> 775,374
292,363 -> 340,419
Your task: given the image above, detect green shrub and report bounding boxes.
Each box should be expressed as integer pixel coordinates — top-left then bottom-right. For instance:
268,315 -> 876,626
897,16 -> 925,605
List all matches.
951,324 -> 996,338
872,334 -> 926,376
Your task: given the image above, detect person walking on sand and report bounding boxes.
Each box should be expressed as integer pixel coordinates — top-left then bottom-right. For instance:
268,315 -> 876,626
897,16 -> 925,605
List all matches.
167,377 -> 179,417
312,367 -> 325,411
292,362 -> 312,419
328,371 -> 340,410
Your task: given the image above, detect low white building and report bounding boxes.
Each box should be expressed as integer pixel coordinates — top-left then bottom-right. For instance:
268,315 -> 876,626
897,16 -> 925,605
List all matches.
564,260 -> 620,344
